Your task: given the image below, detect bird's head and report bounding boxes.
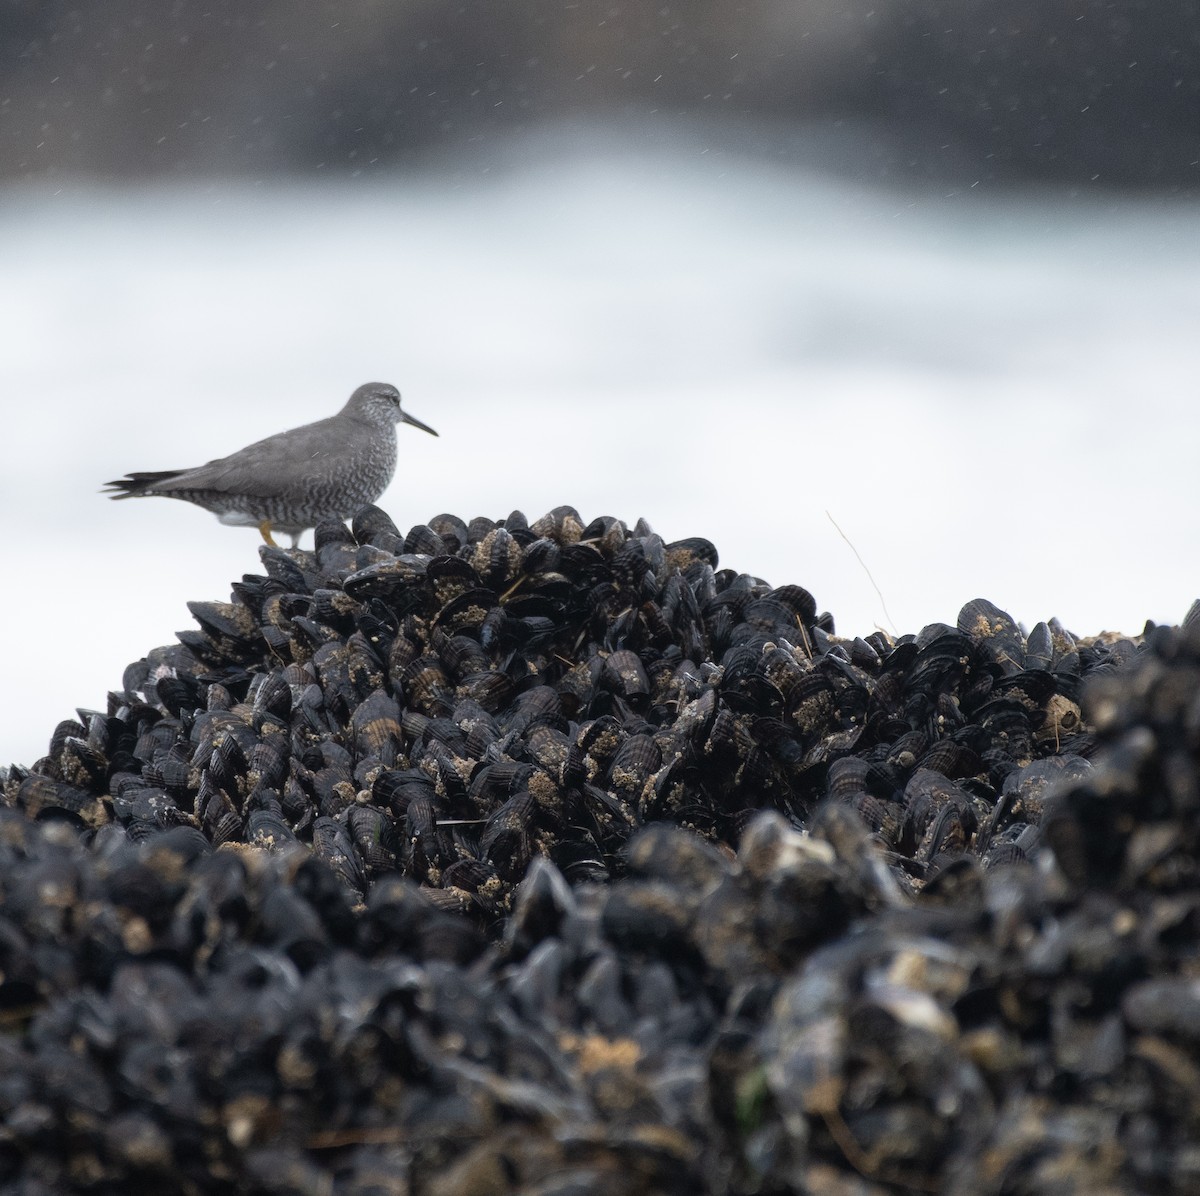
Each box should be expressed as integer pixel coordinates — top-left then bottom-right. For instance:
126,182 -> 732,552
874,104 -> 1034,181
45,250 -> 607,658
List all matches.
348,382 -> 438,437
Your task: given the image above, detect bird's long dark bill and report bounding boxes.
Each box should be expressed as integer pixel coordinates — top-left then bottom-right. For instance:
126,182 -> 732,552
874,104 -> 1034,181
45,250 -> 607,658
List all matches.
401,410 -> 438,436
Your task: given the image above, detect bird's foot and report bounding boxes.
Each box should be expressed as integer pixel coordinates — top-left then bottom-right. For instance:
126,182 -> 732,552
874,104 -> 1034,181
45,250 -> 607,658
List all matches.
258,520 -> 279,548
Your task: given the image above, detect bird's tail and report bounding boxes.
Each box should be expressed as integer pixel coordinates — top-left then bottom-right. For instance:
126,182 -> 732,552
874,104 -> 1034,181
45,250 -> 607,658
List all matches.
102,470 -> 187,499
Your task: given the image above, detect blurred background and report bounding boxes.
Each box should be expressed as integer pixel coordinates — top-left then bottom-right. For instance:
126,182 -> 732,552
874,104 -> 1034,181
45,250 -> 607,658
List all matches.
3,0 -> 1199,765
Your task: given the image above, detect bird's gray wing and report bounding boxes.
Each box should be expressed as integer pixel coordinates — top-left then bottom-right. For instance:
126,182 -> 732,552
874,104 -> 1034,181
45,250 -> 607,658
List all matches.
149,417 -> 342,497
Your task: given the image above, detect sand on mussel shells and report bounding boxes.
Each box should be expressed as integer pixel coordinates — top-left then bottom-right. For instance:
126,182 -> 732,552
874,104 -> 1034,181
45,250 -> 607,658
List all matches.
2,506 -> 1197,1194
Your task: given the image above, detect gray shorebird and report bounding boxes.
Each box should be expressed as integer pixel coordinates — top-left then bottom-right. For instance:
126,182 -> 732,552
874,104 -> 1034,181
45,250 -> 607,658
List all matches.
104,381 -> 437,547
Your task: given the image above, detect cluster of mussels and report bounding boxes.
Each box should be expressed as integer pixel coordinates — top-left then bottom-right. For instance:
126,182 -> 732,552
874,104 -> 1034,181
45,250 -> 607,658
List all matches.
2,506 -> 1198,1194
9,506 -> 1136,910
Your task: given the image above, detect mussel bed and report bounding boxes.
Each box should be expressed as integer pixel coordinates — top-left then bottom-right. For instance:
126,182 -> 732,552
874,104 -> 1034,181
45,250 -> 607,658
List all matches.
3,505 -> 1199,1194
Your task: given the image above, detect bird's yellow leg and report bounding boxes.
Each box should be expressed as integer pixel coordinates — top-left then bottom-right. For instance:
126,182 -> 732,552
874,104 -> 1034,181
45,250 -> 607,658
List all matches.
258,520 -> 278,547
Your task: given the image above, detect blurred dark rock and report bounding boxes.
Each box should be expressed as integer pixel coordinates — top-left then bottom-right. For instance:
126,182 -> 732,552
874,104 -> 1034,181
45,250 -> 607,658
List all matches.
2,0 -> 1198,187
870,0 -> 1200,188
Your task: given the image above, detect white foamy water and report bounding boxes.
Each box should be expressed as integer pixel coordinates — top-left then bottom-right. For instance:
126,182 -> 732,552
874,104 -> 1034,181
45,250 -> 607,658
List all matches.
2,126 -> 1199,766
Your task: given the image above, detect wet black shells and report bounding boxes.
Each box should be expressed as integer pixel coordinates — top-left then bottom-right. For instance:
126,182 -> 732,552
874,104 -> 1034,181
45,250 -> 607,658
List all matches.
2,504 -> 1196,1194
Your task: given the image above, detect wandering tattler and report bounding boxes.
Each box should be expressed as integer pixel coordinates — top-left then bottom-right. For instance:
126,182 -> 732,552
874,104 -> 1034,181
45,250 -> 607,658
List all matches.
104,381 -> 437,547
